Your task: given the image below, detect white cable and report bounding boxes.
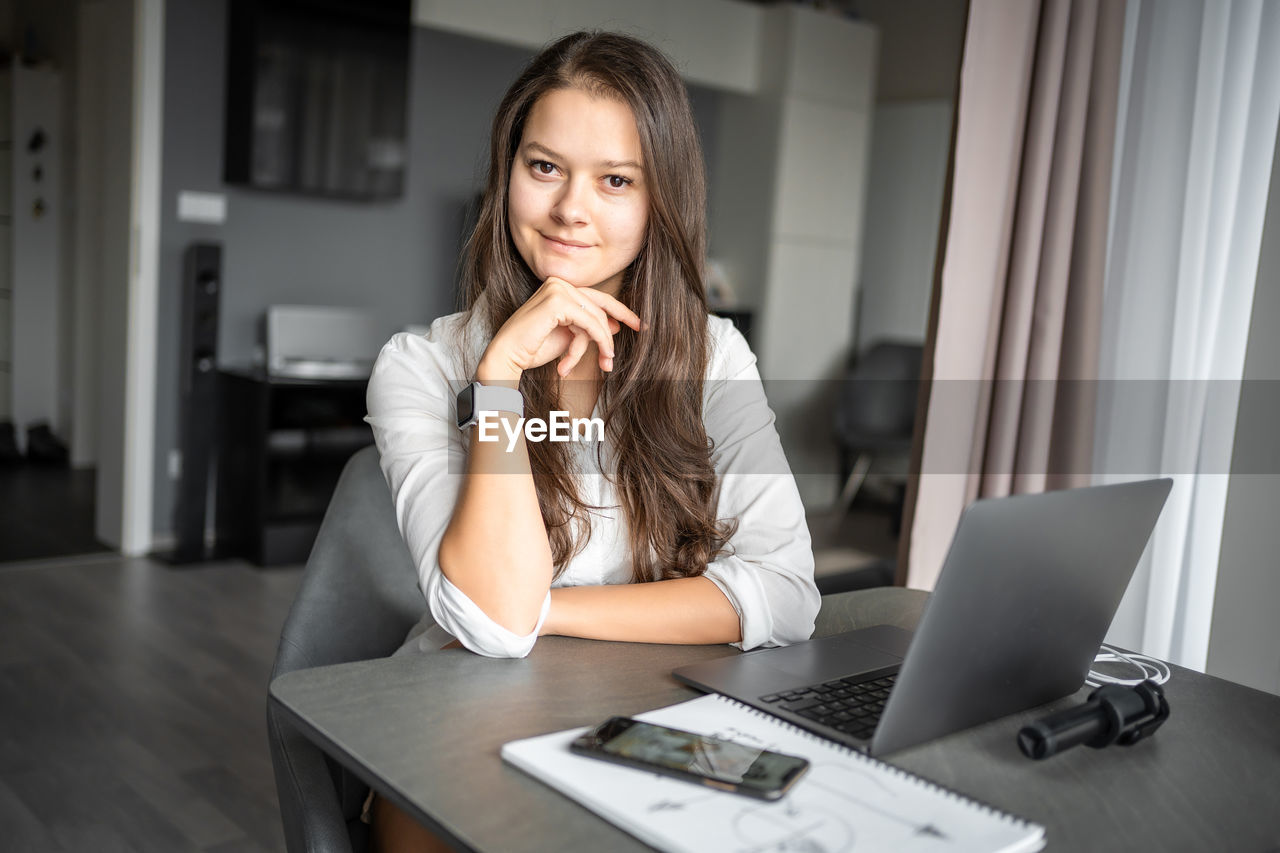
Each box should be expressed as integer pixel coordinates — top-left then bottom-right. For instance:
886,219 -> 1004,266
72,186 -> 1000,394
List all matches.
1085,645 -> 1171,688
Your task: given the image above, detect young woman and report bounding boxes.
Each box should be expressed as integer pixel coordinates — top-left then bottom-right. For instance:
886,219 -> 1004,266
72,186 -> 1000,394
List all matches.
364,28 -> 819,847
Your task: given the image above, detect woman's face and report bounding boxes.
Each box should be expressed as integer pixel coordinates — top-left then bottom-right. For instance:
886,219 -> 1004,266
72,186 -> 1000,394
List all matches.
508,87 -> 649,297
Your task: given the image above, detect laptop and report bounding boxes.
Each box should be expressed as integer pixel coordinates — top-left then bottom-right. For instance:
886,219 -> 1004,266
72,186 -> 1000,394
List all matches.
674,478 -> 1173,756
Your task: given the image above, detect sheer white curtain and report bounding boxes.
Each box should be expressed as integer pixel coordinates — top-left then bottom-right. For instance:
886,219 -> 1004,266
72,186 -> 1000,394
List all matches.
1097,0 -> 1280,670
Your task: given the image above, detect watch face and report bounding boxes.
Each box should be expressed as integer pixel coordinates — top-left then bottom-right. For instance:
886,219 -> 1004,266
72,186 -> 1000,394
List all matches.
457,383 -> 476,427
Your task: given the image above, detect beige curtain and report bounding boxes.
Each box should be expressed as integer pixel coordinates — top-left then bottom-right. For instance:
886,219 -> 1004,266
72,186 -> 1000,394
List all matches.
902,0 -> 1126,590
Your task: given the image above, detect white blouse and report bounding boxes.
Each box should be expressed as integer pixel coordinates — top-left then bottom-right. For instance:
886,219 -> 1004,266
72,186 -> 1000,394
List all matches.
365,308 -> 820,658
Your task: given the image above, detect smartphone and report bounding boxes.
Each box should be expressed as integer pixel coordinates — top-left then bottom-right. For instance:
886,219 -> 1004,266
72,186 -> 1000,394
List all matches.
570,716 -> 810,801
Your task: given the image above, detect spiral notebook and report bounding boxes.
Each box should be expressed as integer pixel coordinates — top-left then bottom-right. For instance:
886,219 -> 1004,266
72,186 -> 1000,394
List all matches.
501,694 -> 1044,853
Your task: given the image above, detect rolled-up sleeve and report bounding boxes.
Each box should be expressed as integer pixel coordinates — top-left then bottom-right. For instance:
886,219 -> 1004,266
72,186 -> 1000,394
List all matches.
365,329 -> 544,658
701,321 -> 821,650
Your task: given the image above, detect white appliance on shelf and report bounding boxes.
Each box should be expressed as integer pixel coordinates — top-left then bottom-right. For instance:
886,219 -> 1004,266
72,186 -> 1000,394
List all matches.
265,305 -> 379,380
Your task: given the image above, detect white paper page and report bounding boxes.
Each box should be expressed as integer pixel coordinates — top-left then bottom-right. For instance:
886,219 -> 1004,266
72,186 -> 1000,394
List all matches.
502,694 -> 1044,853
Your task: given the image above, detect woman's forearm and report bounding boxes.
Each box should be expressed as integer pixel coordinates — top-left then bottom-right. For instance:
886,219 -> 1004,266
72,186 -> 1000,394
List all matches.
542,576 -> 742,645
438,401 -> 554,636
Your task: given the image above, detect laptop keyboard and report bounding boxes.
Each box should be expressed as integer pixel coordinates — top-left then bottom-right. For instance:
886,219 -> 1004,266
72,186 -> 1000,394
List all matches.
760,673 -> 898,741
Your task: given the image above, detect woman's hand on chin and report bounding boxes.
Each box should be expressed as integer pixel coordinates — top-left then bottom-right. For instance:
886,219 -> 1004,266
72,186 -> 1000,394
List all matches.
477,277 -> 643,383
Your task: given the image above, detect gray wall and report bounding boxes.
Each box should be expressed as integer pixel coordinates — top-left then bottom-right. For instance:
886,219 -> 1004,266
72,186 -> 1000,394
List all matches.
153,4 -> 724,540
849,0 -> 964,356
854,99 -> 951,353
855,0 -> 965,102
84,0 -> 135,547
154,4 -> 533,538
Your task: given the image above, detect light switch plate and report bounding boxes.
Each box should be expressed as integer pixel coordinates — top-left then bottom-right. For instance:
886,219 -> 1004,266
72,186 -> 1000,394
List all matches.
177,191 -> 227,224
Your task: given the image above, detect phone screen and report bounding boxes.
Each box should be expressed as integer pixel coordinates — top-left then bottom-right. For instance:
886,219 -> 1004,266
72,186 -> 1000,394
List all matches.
572,717 -> 809,799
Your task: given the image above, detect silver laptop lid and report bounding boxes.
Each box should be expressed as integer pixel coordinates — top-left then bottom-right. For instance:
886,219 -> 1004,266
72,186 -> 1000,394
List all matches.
871,478 -> 1172,755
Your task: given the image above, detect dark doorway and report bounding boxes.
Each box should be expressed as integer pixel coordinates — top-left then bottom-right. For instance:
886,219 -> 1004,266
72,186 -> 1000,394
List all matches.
0,464 -> 108,562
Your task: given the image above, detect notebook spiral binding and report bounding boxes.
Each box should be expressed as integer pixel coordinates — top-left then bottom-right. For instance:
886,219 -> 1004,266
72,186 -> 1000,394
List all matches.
716,693 -> 1033,829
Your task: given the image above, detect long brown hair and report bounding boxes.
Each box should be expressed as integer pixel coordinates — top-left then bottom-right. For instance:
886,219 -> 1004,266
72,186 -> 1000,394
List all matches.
459,31 -> 736,583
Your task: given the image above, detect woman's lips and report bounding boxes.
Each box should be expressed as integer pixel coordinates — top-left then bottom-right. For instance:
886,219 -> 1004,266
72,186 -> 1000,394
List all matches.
542,233 -> 593,252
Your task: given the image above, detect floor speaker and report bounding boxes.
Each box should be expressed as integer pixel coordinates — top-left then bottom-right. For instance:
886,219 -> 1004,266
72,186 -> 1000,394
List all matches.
170,243 -> 222,563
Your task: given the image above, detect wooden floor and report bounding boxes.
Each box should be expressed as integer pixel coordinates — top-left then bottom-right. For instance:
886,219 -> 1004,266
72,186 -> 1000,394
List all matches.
0,554 -> 304,853
0,465 -> 107,563
0,472 -> 900,853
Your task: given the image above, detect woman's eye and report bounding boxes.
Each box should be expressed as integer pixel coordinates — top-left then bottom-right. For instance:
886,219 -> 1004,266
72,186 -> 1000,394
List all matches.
605,175 -> 632,189
531,160 -> 557,176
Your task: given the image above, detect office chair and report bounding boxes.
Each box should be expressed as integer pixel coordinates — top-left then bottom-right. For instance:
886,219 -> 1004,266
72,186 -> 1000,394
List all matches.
267,445 -> 424,853
833,341 -> 924,520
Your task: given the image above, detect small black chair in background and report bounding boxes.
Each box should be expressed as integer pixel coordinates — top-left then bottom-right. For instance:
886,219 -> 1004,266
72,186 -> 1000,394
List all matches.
267,446 -> 424,853
833,342 -> 924,525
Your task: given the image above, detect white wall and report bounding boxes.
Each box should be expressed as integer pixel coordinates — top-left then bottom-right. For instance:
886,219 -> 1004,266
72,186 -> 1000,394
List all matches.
414,0 -> 764,94
8,63 -> 62,447
11,0 -> 80,454
1207,117 -> 1280,697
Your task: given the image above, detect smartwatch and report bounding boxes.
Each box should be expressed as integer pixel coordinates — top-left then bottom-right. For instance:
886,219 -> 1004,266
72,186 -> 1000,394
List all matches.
456,381 -> 524,430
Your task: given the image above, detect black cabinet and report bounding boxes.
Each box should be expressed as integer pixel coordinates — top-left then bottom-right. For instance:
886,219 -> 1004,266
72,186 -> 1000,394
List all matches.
217,369 -> 374,566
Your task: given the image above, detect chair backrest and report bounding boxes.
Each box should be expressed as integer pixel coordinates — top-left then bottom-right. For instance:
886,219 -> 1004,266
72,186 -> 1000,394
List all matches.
834,342 -> 924,446
267,445 -> 424,853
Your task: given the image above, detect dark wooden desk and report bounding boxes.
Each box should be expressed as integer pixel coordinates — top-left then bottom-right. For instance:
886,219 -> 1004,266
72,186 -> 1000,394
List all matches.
269,588 -> 1280,852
